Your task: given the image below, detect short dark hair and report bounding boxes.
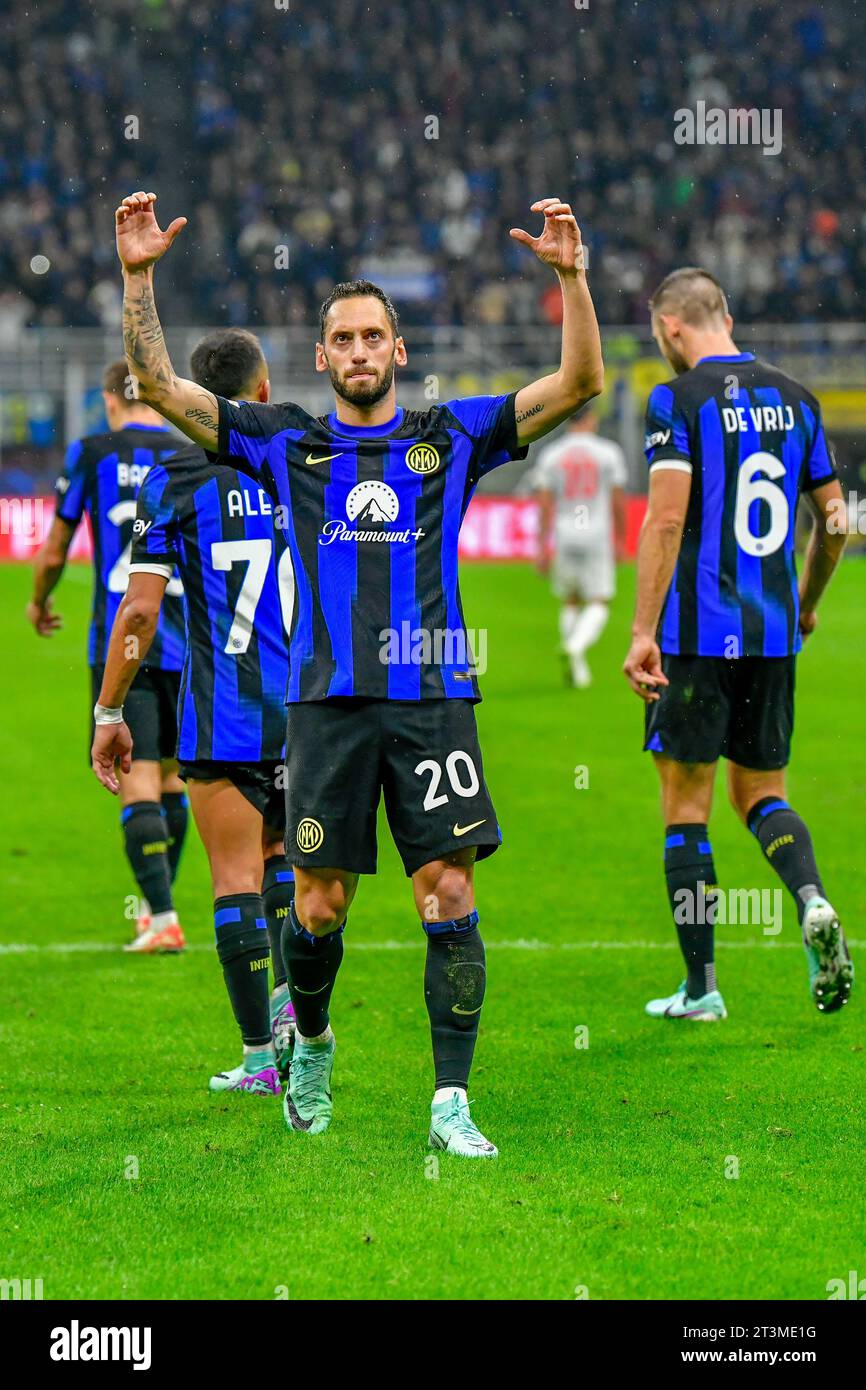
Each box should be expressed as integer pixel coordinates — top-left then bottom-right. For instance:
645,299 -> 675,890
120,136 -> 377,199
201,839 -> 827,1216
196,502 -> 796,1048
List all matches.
318,280 -> 399,342
189,329 -> 267,398
648,267 -> 728,325
102,359 -> 136,404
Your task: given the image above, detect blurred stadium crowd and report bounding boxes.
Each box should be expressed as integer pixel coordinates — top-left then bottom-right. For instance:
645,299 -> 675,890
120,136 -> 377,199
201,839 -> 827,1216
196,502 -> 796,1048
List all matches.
0,0 -> 861,337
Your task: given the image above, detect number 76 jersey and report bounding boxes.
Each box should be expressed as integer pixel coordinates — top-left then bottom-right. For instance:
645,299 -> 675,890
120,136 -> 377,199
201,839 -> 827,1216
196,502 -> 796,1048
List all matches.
54,423 -> 186,670
130,445 -> 291,763
644,352 -> 837,657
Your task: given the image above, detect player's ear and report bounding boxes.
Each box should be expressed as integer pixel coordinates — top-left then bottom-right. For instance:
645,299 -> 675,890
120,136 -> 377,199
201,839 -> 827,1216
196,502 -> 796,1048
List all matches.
258,378 -> 271,404
724,312 -> 734,334
395,335 -> 407,367
315,342 -> 328,374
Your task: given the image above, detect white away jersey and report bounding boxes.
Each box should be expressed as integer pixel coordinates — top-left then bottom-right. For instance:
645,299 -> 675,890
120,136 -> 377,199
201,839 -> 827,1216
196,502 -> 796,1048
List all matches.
532,431 -> 627,550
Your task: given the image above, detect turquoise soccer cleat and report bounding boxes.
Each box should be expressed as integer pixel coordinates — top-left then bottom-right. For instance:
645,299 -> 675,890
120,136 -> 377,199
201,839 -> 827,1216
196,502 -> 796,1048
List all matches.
208,1060 -> 281,1095
429,1092 -> 498,1158
802,898 -> 854,1014
283,1034 -> 335,1134
270,995 -> 296,1081
645,983 -> 727,1021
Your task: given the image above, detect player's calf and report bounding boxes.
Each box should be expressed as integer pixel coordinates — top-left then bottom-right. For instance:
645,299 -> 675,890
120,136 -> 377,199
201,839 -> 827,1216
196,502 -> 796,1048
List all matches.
745,796 -> 854,1013
423,911 -> 497,1158
209,894 -> 279,1095
263,854 -> 296,1077
120,800 -> 179,944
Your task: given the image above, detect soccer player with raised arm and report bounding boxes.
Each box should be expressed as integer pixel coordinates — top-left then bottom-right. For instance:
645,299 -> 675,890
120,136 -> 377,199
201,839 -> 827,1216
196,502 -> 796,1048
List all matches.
623,268 -> 851,1020
91,330 -> 297,1094
28,361 -> 189,953
114,189 -> 603,1156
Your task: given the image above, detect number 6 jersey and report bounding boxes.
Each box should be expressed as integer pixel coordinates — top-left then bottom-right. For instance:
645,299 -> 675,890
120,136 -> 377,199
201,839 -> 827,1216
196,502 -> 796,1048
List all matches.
54,423 -> 186,670
644,352 -> 837,657
129,444 -> 290,763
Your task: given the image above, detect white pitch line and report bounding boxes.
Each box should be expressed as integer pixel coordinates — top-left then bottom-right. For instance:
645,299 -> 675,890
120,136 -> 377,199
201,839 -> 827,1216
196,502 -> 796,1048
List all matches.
0,939 -> 861,955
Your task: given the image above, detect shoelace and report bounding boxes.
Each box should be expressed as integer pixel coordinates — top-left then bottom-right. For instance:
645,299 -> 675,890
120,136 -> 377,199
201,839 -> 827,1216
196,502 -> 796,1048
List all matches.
292,1050 -> 329,1106
445,1096 -> 486,1143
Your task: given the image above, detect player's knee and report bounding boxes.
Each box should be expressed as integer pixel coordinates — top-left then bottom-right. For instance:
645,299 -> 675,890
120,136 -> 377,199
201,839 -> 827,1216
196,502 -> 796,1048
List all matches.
295,887 -> 347,937
420,865 -> 473,921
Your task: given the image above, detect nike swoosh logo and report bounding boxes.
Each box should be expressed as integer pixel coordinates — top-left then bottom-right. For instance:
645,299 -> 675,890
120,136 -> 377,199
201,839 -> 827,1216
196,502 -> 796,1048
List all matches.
453,819 -> 487,837
285,1094 -> 315,1131
452,1004 -> 483,1016
293,982 -> 329,994
306,451 -> 343,466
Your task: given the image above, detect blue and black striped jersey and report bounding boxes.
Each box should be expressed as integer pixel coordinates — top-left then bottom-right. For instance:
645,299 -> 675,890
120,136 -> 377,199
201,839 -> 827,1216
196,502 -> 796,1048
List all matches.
215,393 -> 527,702
130,445 -> 290,763
54,424 -> 186,670
644,353 -> 836,658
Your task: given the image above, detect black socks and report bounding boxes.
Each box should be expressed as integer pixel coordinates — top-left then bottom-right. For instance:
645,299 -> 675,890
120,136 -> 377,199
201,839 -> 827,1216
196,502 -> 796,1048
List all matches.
282,902 -> 344,1038
162,792 -> 189,883
423,910 -> 486,1090
747,797 -> 825,925
121,802 -> 174,917
214,894 -> 271,1046
262,855 -> 295,989
664,824 -> 719,1000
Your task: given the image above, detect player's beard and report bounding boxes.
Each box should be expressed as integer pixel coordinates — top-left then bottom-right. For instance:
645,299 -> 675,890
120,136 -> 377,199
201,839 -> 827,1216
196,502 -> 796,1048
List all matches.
328,355 -> 396,407
657,328 -> 690,376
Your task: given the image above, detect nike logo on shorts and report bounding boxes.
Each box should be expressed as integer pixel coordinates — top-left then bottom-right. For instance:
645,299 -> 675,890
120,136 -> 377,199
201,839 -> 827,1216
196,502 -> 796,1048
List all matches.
453,819 -> 487,837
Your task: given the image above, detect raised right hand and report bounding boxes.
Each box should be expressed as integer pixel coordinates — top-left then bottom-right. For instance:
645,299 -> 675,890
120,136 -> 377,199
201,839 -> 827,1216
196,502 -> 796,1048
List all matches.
115,192 -> 187,272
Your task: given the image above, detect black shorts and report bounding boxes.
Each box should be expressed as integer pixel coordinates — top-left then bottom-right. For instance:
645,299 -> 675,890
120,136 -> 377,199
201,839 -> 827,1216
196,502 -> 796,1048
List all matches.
178,759 -> 286,835
285,698 -> 501,876
644,654 -> 795,770
90,665 -> 180,764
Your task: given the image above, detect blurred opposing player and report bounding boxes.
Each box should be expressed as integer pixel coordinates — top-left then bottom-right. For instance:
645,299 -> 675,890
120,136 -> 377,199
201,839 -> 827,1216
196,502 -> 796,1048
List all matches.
114,190 -> 603,1156
91,330 -> 296,1094
534,404 -> 627,686
28,361 -> 188,952
623,268 -> 851,1019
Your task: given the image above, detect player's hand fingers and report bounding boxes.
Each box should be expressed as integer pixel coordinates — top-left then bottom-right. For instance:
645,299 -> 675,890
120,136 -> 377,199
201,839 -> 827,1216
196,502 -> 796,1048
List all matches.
120,750 -> 133,775
509,228 -> 537,248
629,675 -> 660,702
92,757 -> 119,794
164,217 -> 187,247
530,198 -> 561,213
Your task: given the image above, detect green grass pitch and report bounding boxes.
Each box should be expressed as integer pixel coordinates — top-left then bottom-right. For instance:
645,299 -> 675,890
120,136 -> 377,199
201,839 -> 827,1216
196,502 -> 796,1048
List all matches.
1,556 -> 864,1301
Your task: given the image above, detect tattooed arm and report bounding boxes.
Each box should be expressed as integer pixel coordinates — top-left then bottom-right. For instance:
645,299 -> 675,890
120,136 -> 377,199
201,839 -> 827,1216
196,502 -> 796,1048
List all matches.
510,199 -> 604,445
116,192 -> 220,450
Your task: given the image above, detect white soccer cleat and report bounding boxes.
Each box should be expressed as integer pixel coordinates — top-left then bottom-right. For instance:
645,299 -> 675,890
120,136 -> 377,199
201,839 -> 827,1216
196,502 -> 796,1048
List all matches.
429,1092 -> 498,1158
645,983 -> 727,1021
802,898 -> 854,1014
570,653 -> 592,688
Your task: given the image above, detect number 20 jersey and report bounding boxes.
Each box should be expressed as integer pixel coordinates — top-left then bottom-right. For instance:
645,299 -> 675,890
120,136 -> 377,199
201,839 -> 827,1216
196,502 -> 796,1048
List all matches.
54,424 -> 186,669
644,353 -> 837,658
130,445 -> 290,763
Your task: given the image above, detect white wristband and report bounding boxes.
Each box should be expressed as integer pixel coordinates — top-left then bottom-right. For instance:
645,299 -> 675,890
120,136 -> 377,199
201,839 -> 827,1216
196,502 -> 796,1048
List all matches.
94,703 -> 124,725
